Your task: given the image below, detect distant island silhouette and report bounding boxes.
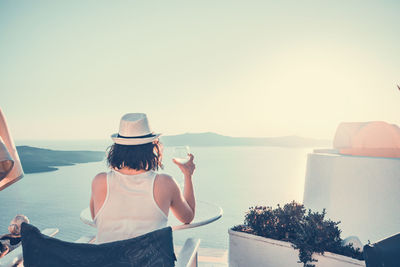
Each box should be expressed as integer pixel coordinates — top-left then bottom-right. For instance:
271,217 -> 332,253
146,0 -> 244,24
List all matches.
16,133 -> 330,174
160,132 -> 330,147
16,146 -> 104,174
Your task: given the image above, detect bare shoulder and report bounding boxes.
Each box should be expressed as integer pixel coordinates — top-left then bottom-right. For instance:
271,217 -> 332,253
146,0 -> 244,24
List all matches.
92,172 -> 107,188
155,173 -> 178,188
156,173 -> 173,182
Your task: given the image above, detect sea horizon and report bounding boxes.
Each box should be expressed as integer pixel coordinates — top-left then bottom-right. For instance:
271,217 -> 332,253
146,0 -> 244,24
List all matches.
0,145 -> 313,249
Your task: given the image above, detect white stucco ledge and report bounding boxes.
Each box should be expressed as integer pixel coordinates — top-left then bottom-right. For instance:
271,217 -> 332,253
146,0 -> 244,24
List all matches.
313,148 -> 340,154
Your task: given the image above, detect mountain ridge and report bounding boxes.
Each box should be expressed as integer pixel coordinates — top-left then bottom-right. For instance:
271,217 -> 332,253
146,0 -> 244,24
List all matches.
16,146 -> 104,174
160,132 -> 330,147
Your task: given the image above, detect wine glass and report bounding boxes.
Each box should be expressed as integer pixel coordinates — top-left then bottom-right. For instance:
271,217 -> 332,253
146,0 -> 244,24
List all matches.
172,146 -> 190,164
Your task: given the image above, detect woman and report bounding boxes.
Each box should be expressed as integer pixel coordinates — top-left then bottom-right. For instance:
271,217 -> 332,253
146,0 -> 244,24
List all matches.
0,214 -> 30,257
90,113 -> 196,244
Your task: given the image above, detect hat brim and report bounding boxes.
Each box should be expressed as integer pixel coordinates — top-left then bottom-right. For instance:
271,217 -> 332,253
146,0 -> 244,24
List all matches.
111,133 -> 161,145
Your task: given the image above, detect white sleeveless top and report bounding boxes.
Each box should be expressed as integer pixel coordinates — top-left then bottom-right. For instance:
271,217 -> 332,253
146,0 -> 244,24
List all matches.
94,170 -> 168,244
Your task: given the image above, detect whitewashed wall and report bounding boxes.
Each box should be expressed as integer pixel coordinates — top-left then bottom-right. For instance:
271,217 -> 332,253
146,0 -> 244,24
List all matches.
303,151 -> 400,244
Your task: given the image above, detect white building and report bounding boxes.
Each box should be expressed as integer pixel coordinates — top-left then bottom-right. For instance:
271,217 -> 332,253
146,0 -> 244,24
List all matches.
303,121 -> 400,244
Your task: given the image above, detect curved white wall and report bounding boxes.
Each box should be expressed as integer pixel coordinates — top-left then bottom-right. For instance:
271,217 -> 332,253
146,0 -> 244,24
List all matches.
303,152 -> 400,244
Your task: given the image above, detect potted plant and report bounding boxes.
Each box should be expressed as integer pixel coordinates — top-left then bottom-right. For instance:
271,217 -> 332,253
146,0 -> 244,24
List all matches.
229,201 -> 364,267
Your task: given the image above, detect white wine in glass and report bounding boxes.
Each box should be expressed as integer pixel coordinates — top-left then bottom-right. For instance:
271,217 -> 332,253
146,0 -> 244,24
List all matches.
172,146 -> 190,164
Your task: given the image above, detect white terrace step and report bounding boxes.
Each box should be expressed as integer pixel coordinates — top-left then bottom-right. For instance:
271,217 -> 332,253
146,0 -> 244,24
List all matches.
175,246 -> 228,267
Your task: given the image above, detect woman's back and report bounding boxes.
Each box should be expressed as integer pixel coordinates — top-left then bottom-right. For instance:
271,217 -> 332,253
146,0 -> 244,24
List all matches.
90,113 -> 196,244
94,170 -> 168,244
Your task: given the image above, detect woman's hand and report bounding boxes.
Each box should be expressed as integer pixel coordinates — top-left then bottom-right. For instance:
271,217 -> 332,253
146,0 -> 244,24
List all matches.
173,154 -> 196,178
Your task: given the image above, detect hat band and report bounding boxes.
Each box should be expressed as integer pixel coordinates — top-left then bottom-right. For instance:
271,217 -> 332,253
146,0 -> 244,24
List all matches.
117,133 -> 156,139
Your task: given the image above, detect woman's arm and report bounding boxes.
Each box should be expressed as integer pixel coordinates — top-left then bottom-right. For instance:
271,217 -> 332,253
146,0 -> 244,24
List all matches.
170,154 -> 196,223
90,172 -> 107,219
90,195 -> 95,220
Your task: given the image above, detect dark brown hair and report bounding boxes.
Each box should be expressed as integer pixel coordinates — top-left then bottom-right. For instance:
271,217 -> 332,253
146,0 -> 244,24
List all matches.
106,141 -> 162,171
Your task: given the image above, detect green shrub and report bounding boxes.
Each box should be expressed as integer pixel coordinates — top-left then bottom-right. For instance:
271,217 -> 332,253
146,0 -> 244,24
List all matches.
232,201 -> 363,267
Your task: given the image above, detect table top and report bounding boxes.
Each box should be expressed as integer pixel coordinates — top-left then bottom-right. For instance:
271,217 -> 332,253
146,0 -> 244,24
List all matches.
80,200 -> 223,231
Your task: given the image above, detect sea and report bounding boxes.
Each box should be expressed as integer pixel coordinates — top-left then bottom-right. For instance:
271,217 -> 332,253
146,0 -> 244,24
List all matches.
0,140 -> 313,249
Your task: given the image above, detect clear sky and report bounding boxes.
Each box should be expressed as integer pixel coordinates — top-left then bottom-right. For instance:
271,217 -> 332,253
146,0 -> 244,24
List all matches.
1,0 -> 399,140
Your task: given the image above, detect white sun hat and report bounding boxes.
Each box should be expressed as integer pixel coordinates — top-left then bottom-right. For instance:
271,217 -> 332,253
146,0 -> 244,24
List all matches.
111,113 -> 161,145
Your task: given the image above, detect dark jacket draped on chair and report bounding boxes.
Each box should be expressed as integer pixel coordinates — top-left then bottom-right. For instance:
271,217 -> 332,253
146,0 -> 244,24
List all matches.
21,223 -> 176,267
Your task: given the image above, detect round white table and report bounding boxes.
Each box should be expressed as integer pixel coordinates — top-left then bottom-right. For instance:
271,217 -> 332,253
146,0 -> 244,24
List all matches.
80,200 -> 223,231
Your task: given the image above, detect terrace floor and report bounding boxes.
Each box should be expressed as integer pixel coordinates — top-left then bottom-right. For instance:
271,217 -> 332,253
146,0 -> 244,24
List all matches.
175,246 -> 228,267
